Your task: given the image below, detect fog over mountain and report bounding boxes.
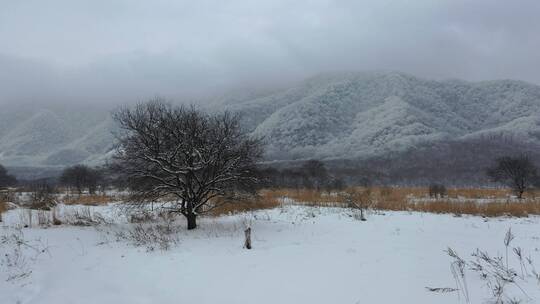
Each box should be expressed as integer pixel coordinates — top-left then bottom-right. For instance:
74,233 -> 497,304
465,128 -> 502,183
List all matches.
0,104 -> 116,168
1,72 -> 539,178
2,1 -> 540,106
223,72 -> 540,161
2,1 -> 540,181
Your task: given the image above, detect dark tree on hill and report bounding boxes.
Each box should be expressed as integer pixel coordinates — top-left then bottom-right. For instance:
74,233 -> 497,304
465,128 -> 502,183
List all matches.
487,155 -> 538,199
0,164 -> 17,189
111,100 -> 263,230
60,165 -> 102,195
301,160 -> 329,190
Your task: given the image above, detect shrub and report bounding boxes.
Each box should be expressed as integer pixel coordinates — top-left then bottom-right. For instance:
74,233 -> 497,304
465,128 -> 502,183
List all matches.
114,221 -> 180,251
29,182 -> 57,210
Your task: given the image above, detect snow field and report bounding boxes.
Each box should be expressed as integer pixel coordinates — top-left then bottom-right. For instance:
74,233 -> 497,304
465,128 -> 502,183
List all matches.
2,204 -> 540,304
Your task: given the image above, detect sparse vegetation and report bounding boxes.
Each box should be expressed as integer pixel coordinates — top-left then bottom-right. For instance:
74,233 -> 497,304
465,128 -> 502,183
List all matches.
28,181 -> 57,210
114,220 -> 180,251
443,228 -> 540,303
0,228 -> 49,282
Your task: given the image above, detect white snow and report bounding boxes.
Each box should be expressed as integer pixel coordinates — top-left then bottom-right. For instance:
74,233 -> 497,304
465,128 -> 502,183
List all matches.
2,204 -> 540,304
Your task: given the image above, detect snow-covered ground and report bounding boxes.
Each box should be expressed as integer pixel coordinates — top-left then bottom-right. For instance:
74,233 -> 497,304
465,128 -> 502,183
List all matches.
2,204 -> 540,304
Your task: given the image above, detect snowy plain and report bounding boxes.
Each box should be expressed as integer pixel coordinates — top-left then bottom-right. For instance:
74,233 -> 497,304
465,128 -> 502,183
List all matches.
2,204 -> 540,304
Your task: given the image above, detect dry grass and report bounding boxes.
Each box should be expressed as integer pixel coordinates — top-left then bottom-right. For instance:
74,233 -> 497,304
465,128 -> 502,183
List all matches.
0,201 -> 6,221
11,187 -> 538,220
262,189 -> 344,207
207,190 -> 282,217
0,190 -> 13,220
258,187 -> 540,218
445,188 -> 513,199
61,194 -> 115,206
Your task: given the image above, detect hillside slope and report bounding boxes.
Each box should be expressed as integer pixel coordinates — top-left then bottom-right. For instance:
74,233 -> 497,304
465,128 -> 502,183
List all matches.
1,71 -> 539,170
0,104 -> 115,167
221,71 -> 540,160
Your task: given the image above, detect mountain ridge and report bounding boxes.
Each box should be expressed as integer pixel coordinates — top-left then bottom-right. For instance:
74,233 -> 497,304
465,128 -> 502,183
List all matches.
1,71 -> 539,169
219,71 -> 540,160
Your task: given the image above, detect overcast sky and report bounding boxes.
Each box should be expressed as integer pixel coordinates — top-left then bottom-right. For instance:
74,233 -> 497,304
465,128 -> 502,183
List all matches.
1,0 -> 539,105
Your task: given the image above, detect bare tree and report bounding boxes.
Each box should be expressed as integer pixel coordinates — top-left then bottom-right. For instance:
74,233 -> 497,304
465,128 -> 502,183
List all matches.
111,100 -> 263,229
340,187 -> 373,221
29,180 -> 57,210
487,155 -> 538,199
428,183 -> 447,198
301,159 -> 329,190
60,165 -> 101,195
0,164 -> 17,189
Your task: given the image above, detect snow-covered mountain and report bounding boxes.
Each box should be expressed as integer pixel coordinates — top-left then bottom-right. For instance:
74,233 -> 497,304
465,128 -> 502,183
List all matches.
220,71 -> 540,161
1,71 -> 540,170
0,104 -> 115,168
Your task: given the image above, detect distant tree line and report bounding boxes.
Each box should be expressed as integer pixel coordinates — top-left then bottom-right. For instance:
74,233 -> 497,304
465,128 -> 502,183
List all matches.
0,164 -> 17,189
258,160 -> 345,191
326,135 -> 540,187
60,164 -> 106,195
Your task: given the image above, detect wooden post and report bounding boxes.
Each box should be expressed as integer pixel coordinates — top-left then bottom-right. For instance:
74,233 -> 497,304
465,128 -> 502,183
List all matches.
244,227 -> 252,249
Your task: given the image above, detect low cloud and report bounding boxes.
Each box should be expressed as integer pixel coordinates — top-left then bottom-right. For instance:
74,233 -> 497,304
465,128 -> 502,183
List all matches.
1,0 -> 539,105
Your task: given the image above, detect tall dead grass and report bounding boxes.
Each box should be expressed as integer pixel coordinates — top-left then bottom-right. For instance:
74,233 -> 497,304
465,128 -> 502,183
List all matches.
207,190 -> 282,216
261,187 -> 540,218
1,190 -> 13,221
0,201 -> 6,221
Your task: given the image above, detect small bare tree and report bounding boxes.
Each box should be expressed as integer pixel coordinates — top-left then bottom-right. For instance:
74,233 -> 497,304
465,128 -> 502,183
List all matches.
340,187 -> 373,221
29,181 -> 57,210
111,99 -> 263,229
487,155 -> 538,199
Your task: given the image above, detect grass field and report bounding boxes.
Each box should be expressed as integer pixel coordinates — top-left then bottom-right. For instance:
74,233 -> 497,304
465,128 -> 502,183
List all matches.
4,187 -> 540,220
259,187 -> 540,217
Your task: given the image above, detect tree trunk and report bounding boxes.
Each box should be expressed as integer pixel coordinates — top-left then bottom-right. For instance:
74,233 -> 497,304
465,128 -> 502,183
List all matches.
186,212 -> 197,230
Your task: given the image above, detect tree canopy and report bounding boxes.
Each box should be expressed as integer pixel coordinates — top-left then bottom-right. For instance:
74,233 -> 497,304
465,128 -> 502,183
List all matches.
111,100 -> 263,229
